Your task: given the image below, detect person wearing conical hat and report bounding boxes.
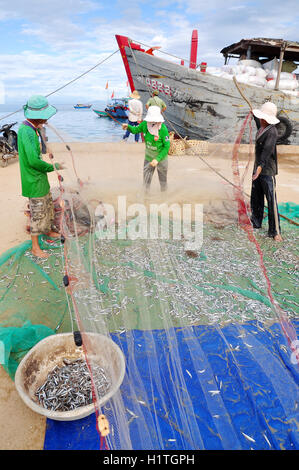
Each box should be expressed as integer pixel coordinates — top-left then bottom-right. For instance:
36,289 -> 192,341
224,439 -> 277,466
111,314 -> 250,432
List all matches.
18,95 -> 66,258
251,101 -> 282,242
122,105 -> 170,192
122,90 -> 143,142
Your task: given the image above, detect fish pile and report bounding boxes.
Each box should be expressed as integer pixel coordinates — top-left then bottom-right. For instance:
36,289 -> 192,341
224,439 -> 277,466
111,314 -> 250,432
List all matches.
35,358 -> 111,412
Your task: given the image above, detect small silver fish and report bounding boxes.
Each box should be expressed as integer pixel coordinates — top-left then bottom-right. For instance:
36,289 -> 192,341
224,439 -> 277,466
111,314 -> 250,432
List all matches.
241,432 -> 256,443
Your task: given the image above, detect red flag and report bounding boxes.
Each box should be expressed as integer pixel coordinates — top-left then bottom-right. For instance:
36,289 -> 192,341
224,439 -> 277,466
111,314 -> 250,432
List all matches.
105,81 -> 108,89
111,90 -> 114,98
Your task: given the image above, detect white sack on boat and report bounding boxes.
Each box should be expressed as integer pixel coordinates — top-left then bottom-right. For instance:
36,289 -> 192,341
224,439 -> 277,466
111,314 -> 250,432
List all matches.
219,72 -> 233,80
265,78 -> 298,90
265,80 -> 276,89
255,68 -> 267,78
248,76 -> 267,87
262,58 -> 279,71
244,66 -> 257,76
235,73 -> 250,84
234,64 -> 247,74
206,66 -> 222,75
281,89 -> 299,96
266,70 -> 298,82
221,64 -> 234,74
280,72 -> 297,81
238,59 -> 262,69
278,79 -> 299,90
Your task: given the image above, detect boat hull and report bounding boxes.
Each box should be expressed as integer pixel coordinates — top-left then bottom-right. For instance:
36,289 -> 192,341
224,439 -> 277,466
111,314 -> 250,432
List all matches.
116,36 -> 299,144
93,110 -> 109,117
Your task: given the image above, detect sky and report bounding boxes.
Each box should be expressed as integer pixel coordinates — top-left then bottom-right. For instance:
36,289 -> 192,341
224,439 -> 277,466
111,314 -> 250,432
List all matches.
0,0 -> 298,104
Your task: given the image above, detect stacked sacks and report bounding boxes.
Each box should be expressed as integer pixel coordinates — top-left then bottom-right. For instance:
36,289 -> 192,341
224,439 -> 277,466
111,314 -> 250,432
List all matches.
265,71 -> 299,96
206,60 -> 299,96
206,61 -> 267,87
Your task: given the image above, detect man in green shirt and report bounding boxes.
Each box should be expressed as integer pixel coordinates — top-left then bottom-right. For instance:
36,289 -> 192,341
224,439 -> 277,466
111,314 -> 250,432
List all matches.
122,105 -> 170,191
146,90 -> 167,113
18,95 -> 65,258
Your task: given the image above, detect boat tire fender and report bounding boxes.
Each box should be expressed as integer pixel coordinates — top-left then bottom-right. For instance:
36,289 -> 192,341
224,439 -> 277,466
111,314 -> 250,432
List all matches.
276,114 -> 293,144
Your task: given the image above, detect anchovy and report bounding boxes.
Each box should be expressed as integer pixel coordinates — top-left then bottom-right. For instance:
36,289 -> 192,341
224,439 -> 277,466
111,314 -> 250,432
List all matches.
35,358 -> 111,412
241,432 -> 256,443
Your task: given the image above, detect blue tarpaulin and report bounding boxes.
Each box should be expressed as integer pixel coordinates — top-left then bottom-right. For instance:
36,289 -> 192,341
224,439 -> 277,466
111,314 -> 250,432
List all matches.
44,321 -> 299,450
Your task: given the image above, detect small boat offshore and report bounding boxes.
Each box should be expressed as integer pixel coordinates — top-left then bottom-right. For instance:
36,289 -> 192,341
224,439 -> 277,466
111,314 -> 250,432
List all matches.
115,34 -> 299,144
74,104 -> 92,109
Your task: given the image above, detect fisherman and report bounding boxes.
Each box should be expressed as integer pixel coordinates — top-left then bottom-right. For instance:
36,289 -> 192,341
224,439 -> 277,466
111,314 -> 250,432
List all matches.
250,101 -> 282,241
146,90 -> 167,113
18,95 -> 66,258
122,90 -> 143,142
122,105 -> 170,192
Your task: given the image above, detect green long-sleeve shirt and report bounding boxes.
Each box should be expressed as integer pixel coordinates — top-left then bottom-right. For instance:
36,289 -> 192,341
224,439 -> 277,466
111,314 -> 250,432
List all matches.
18,123 -> 55,198
127,121 -> 170,162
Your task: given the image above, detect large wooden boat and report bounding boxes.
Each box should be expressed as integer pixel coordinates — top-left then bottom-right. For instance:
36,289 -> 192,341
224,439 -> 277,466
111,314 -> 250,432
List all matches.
116,34 -> 299,144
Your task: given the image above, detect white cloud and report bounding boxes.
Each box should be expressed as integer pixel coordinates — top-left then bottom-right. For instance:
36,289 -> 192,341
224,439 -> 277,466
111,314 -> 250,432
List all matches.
0,0 -> 298,102
0,0 -> 100,20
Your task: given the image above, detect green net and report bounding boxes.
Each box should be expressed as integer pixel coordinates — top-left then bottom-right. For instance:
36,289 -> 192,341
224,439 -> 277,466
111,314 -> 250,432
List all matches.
0,321 -> 54,379
0,203 -> 298,379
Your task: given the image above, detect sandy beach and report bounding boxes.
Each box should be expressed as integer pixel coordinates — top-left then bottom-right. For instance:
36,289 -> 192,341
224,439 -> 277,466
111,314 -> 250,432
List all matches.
0,141 -> 298,450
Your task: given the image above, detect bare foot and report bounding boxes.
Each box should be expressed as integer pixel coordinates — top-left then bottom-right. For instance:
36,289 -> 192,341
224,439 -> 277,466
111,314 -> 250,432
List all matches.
274,234 -> 283,242
46,231 -> 60,238
31,248 -> 49,258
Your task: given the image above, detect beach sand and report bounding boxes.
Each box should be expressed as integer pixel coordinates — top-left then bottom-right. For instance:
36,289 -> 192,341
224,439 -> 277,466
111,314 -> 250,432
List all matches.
0,141 -> 298,449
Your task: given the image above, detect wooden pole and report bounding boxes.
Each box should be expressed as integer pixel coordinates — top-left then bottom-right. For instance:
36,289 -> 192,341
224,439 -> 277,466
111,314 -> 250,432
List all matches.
274,42 -> 287,91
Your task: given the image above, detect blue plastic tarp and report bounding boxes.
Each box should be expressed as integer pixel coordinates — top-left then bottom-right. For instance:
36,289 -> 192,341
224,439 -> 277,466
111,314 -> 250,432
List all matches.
44,321 -> 299,450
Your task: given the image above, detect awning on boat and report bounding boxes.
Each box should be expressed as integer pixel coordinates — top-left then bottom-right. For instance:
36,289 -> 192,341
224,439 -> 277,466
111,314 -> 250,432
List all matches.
221,38 -> 299,63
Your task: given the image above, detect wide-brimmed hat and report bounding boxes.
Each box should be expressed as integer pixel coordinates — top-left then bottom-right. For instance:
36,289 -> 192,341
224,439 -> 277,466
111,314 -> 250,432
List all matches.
144,105 -> 164,122
130,90 -> 140,99
23,95 -> 57,120
252,102 -> 280,125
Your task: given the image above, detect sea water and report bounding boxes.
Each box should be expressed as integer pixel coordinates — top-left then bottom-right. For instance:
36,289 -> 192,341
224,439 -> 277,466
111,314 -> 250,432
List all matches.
0,102 -> 127,143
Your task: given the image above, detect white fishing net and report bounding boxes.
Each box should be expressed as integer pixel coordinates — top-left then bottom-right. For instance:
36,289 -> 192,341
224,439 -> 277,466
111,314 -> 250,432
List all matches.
38,116 -> 299,450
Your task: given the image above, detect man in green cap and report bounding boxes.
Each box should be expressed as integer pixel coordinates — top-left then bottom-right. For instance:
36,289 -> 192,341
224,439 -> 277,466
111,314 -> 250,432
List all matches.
18,95 -> 65,258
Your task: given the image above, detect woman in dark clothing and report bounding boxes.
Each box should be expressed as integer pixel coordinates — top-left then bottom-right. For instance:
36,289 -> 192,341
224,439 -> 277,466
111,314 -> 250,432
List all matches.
251,101 -> 282,242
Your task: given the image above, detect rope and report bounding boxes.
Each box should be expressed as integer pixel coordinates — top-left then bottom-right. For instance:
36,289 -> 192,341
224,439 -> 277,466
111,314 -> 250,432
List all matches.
0,48 -> 120,122
45,49 -> 119,98
129,38 -> 201,68
46,144 -> 110,450
232,77 -> 253,110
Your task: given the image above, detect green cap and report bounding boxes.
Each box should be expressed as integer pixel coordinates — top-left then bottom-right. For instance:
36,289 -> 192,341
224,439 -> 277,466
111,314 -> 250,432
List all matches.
23,95 -> 57,120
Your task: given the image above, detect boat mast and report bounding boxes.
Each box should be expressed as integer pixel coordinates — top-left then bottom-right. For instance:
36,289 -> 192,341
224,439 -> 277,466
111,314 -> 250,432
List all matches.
189,30 -> 198,69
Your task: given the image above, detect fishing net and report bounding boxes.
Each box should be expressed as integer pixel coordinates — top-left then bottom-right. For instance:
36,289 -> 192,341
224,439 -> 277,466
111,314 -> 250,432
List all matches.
0,114 -> 298,450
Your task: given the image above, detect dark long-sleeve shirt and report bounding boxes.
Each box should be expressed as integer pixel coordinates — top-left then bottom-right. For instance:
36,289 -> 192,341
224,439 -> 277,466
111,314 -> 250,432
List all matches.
253,116 -> 278,176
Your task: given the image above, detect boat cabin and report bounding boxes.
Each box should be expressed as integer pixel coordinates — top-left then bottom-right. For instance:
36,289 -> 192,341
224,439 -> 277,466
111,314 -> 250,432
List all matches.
220,38 -> 299,89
